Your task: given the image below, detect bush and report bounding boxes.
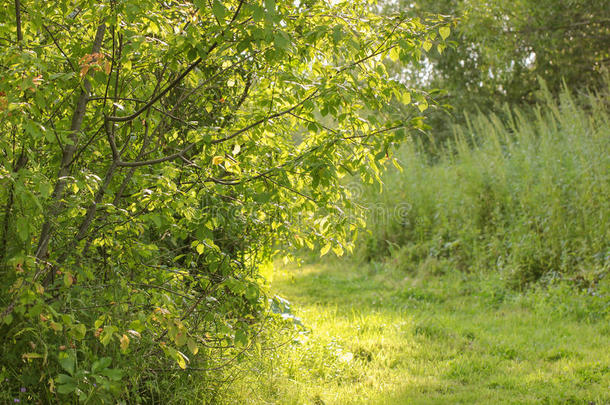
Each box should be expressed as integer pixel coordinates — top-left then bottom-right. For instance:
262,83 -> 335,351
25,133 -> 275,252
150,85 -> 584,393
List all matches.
0,1 -> 451,402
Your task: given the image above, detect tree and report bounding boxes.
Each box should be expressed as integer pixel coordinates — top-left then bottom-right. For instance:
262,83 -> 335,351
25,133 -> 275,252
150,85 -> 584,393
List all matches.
381,0 -> 609,145
0,0 -> 450,401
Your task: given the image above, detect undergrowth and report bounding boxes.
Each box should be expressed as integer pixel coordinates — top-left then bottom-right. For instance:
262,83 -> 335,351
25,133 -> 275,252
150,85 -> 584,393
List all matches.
362,84 -> 609,288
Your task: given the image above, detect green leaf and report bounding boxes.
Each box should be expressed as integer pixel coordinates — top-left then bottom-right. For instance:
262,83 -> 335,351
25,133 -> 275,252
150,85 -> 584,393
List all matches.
94,316 -> 105,329
439,26 -> 451,40
212,0 -> 227,21
252,4 -> 264,21
187,338 -> 199,355
175,331 -> 187,347
128,319 -> 144,333
264,0 -> 275,13
235,329 -> 249,347
22,352 -> 43,359
2,314 -> 13,325
39,182 -> 53,198
59,354 -> 75,376
91,357 -> 112,373
100,326 -> 117,346
99,368 -> 123,381
63,272 -> 74,287
56,382 -> 77,394
274,31 -> 290,50
71,324 -> 87,340
16,217 -> 29,242
254,192 -> 272,203
24,121 -> 43,139
389,47 -> 400,62
57,374 -> 74,384
332,25 -> 343,45
245,284 -> 259,301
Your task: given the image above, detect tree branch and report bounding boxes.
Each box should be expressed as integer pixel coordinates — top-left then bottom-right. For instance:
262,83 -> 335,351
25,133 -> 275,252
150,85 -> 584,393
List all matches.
35,22 -> 106,270
14,0 -> 22,43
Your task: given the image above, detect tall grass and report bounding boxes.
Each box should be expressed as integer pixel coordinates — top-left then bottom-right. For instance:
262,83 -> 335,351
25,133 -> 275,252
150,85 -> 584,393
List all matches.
363,85 -> 609,288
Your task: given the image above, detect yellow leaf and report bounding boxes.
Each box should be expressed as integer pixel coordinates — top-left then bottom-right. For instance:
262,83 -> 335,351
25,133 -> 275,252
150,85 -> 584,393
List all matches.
212,156 -> 224,165
389,47 -> 400,62
320,243 -> 331,257
422,40 -> 432,52
439,26 -> 451,40
176,351 -> 188,369
120,334 -> 130,351
392,158 -> 404,173
332,245 -> 344,256
417,99 -> 428,112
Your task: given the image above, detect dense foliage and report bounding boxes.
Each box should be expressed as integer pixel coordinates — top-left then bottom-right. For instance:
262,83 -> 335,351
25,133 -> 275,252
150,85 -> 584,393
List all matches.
382,0 -> 610,142
362,85 -> 609,288
430,0 -> 609,103
0,0 -> 451,402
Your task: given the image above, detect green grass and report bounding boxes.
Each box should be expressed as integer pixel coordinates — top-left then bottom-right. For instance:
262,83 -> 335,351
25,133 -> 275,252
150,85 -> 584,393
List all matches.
228,259 -> 610,404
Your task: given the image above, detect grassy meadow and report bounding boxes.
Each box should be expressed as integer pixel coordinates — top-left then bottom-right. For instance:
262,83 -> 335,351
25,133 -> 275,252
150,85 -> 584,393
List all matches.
224,86 -> 610,404
228,260 -> 609,404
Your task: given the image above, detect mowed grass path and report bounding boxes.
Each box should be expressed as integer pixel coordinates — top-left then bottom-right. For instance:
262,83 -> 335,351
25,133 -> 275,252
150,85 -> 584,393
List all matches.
240,260 -> 610,404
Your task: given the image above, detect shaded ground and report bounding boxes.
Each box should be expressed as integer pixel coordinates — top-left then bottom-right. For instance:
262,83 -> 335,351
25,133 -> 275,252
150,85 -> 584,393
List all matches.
230,260 -> 610,404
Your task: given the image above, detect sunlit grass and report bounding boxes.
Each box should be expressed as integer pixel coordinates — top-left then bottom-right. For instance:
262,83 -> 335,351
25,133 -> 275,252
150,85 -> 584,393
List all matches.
228,259 -> 610,404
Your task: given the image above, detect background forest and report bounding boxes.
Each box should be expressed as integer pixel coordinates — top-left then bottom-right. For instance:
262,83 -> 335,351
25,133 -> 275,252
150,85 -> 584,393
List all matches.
0,0 -> 608,403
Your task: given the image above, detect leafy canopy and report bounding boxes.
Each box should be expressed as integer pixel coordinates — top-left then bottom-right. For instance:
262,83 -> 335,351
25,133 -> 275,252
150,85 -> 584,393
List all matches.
0,0 -> 450,401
